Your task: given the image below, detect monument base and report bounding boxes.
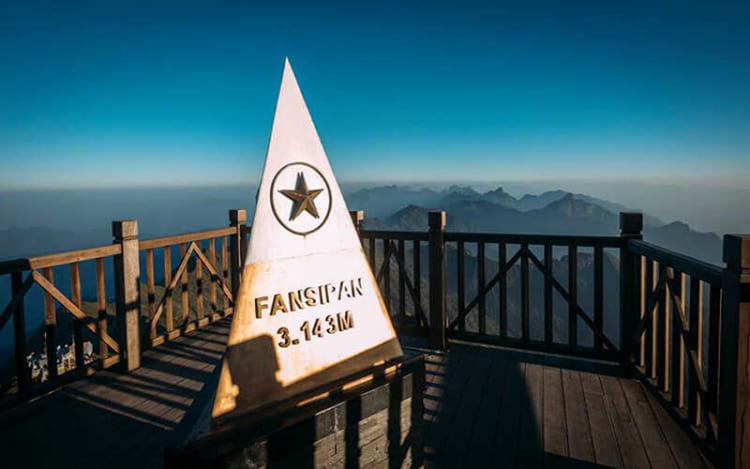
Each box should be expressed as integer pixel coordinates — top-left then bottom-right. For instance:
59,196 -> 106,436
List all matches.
166,355 -> 425,469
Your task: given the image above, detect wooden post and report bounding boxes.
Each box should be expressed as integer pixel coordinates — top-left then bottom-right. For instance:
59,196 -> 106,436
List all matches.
619,212 -> 643,361
350,210 -> 365,253
718,235 -> 750,468
113,220 -> 141,371
229,209 -> 247,300
43,267 -> 57,381
350,210 -> 364,233
11,272 -> 30,394
428,211 -> 446,350
70,262 -> 84,374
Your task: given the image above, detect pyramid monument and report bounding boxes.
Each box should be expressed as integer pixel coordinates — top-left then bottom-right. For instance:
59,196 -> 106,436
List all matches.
212,59 -> 403,421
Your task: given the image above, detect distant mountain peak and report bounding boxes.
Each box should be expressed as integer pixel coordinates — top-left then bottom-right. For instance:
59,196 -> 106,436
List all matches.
541,193 -> 611,219
445,185 -> 481,197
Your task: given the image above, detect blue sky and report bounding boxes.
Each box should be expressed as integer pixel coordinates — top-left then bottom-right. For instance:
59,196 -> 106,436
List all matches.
1,1 -> 748,189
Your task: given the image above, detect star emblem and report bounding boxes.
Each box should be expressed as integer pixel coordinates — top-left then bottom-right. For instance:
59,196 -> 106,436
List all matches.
279,172 -> 324,221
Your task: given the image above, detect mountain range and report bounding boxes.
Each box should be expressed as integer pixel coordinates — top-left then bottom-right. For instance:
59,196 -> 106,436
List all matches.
351,185 -> 722,264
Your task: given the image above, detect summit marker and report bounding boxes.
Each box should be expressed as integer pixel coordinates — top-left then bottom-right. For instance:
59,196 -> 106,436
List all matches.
212,59 -> 402,420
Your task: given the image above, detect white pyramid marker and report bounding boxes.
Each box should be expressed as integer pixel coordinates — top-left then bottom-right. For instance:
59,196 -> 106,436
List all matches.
212,59 -> 402,420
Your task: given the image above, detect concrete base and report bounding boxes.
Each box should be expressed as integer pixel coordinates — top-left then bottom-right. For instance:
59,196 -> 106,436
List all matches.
166,355 -> 425,468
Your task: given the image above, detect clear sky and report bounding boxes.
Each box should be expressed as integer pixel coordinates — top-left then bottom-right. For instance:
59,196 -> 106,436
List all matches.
1,0 -> 748,189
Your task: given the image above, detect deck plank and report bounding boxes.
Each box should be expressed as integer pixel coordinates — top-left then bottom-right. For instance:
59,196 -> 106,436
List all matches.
442,349 -> 493,467
543,366 -> 568,464
620,378 -> 678,468
463,354 -> 509,469
643,386 -> 709,469
423,346 -> 469,465
518,362 -> 544,468
491,361 -> 525,468
599,374 -> 651,468
581,371 -> 625,468
561,369 -> 595,464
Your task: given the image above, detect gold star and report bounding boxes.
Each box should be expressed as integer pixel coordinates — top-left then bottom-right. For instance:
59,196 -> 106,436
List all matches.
279,172 -> 324,221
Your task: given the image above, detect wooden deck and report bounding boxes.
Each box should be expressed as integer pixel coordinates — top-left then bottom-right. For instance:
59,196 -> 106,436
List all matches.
0,320 -> 710,468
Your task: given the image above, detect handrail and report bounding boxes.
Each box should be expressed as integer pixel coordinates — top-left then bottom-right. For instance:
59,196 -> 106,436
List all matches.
0,244 -> 122,275
359,229 -> 429,241
139,226 -> 236,250
626,239 -> 723,285
445,231 -> 623,247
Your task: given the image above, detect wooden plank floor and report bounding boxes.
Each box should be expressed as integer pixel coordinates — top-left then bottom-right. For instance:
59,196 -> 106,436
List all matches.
0,319 -> 231,469
0,322 -> 711,468
419,341 -> 711,468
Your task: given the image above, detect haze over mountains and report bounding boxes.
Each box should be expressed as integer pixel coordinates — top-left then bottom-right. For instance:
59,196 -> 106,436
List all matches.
0,184 -> 723,264
351,185 -> 722,264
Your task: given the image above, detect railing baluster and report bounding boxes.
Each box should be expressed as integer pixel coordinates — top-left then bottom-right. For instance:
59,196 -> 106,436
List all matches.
43,267 -> 57,381
639,256 -> 646,367
146,249 -> 155,322
221,236 -> 229,312
544,244 -> 553,344
164,246 -> 173,333
688,277 -> 703,426
594,246 -> 603,350
478,242 -> 486,334
521,243 -> 529,340
645,260 -> 657,379
658,266 -> 670,393
383,240 -> 391,315
671,270 -> 685,407
568,245 -> 577,349
209,238 -> 217,316
70,262 -> 84,374
196,242 -> 204,322
398,239 -> 405,325
413,240 -> 421,327
369,238 -> 375,273
180,243 -> 189,327
457,241 -> 465,332
11,272 -> 30,394
498,242 -> 507,338
707,283 -> 721,438
95,258 -> 107,361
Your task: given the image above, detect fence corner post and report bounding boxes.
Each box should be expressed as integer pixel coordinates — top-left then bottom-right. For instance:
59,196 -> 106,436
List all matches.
619,212 -> 643,362
719,234 -> 750,468
350,210 -> 364,233
428,210 -> 447,351
113,220 -> 141,371
229,209 -> 247,300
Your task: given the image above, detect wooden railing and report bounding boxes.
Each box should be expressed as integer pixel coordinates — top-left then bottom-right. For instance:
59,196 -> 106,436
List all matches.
624,239 -> 723,447
622,233 -> 750,468
356,209 -> 749,467
0,210 -> 249,406
0,239 -> 124,400
1,207 -> 748,466
140,226 -> 236,346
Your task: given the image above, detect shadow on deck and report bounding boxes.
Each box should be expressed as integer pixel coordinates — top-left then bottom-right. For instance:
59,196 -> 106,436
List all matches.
0,320 -> 710,468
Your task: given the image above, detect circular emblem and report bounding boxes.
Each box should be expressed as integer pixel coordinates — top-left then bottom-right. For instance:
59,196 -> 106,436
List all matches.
270,162 -> 332,235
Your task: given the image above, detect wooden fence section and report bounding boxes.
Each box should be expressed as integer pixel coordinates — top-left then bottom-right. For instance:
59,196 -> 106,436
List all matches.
624,238 -> 724,449
0,207 -> 748,467
358,229 -> 430,334
0,242 -> 123,401
0,209 -> 249,406
443,231 -> 623,361
140,226 -> 236,347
